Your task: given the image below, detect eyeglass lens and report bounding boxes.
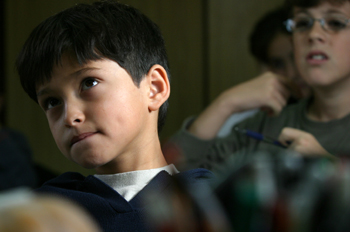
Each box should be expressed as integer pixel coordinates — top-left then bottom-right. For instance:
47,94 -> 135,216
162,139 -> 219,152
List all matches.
289,15 -> 349,32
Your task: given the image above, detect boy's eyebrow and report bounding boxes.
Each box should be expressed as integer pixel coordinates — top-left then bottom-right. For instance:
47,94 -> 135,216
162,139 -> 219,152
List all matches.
74,66 -> 101,76
325,9 -> 349,15
36,67 -> 101,97
37,88 -> 49,98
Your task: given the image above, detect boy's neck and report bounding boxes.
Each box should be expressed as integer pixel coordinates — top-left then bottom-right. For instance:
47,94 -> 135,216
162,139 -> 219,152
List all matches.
307,87 -> 350,121
95,146 -> 168,175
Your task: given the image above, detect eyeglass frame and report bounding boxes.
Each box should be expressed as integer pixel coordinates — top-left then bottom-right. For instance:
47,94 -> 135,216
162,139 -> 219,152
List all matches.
284,16 -> 350,33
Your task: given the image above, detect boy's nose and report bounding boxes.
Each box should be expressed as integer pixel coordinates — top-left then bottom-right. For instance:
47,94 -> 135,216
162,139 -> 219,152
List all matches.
64,102 -> 85,127
308,20 -> 326,43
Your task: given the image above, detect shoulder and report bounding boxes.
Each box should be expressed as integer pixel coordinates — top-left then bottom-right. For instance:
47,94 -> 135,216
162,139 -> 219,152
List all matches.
175,168 -> 215,184
35,172 -> 97,194
0,128 -> 34,163
35,172 -> 121,208
241,99 -> 308,127
282,98 -> 309,114
0,127 -> 32,154
0,127 -> 27,141
266,98 -> 309,126
41,172 -> 86,183
0,128 -> 29,148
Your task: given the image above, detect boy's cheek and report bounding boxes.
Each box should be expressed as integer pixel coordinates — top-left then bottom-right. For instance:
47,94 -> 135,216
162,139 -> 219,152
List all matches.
45,108 -> 62,123
292,40 -> 306,64
49,123 -> 65,148
293,50 -> 303,69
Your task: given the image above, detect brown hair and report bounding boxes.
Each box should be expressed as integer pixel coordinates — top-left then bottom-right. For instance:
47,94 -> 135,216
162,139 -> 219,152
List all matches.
284,0 -> 350,9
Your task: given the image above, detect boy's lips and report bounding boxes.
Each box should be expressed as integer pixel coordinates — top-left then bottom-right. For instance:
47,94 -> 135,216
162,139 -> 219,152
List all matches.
306,51 -> 328,65
70,132 -> 97,146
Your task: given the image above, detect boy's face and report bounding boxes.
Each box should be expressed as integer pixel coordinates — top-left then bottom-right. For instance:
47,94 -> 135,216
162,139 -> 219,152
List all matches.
36,54 -> 154,173
292,2 -> 350,89
266,33 -> 295,78
264,32 -> 310,98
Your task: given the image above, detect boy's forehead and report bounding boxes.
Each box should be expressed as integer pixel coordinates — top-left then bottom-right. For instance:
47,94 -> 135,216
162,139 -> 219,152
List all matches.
52,53 -> 107,79
35,56 -> 86,93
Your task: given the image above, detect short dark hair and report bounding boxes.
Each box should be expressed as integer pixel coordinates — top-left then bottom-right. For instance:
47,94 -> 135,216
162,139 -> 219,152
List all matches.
284,0 -> 350,9
16,0 -> 170,132
249,6 -> 290,64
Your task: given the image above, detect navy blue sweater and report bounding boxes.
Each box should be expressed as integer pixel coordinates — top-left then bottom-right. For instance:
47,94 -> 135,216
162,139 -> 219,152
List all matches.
36,168 -> 214,232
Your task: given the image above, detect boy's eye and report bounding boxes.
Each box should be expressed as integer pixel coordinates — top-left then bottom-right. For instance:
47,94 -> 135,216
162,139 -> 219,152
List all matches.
294,16 -> 313,30
45,98 -> 61,110
326,17 -> 347,31
82,78 -> 98,90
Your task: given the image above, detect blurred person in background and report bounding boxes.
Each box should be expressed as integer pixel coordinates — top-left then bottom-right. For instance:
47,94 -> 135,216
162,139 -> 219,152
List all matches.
166,0 -> 349,172
217,6 -> 311,137
0,75 -> 38,191
0,189 -> 102,232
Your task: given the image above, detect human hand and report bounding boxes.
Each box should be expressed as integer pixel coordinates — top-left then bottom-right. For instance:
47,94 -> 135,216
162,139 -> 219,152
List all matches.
278,127 -> 334,158
188,72 -> 293,140
218,71 -> 292,117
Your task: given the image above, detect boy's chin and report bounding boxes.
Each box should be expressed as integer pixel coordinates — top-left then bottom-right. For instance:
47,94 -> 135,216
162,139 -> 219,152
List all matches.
78,158 -> 110,170
69,155 -> 106,170
64,149 -> 107,169
79,162 -> 101,170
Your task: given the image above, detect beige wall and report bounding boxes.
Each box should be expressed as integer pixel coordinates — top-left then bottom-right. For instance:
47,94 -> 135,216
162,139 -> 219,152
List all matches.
5,0 -> 283,175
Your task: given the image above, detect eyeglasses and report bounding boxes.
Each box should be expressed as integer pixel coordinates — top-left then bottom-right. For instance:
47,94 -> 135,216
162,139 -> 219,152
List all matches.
285,15 -> 350,33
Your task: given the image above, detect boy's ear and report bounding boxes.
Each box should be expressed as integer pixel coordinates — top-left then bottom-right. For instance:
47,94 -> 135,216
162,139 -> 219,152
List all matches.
146,64 -> 170,112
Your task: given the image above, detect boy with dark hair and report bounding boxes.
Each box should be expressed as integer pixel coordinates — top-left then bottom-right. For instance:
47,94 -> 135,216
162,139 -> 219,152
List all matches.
16,1 -> 213,231
167,0 -> 350,172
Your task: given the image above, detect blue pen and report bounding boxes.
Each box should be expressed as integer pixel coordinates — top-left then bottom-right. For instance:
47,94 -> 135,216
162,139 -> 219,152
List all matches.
234,127 -> 288,148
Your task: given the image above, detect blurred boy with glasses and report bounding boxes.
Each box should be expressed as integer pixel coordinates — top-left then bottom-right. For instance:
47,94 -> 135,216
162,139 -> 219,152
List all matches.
167,0 -> 350,172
